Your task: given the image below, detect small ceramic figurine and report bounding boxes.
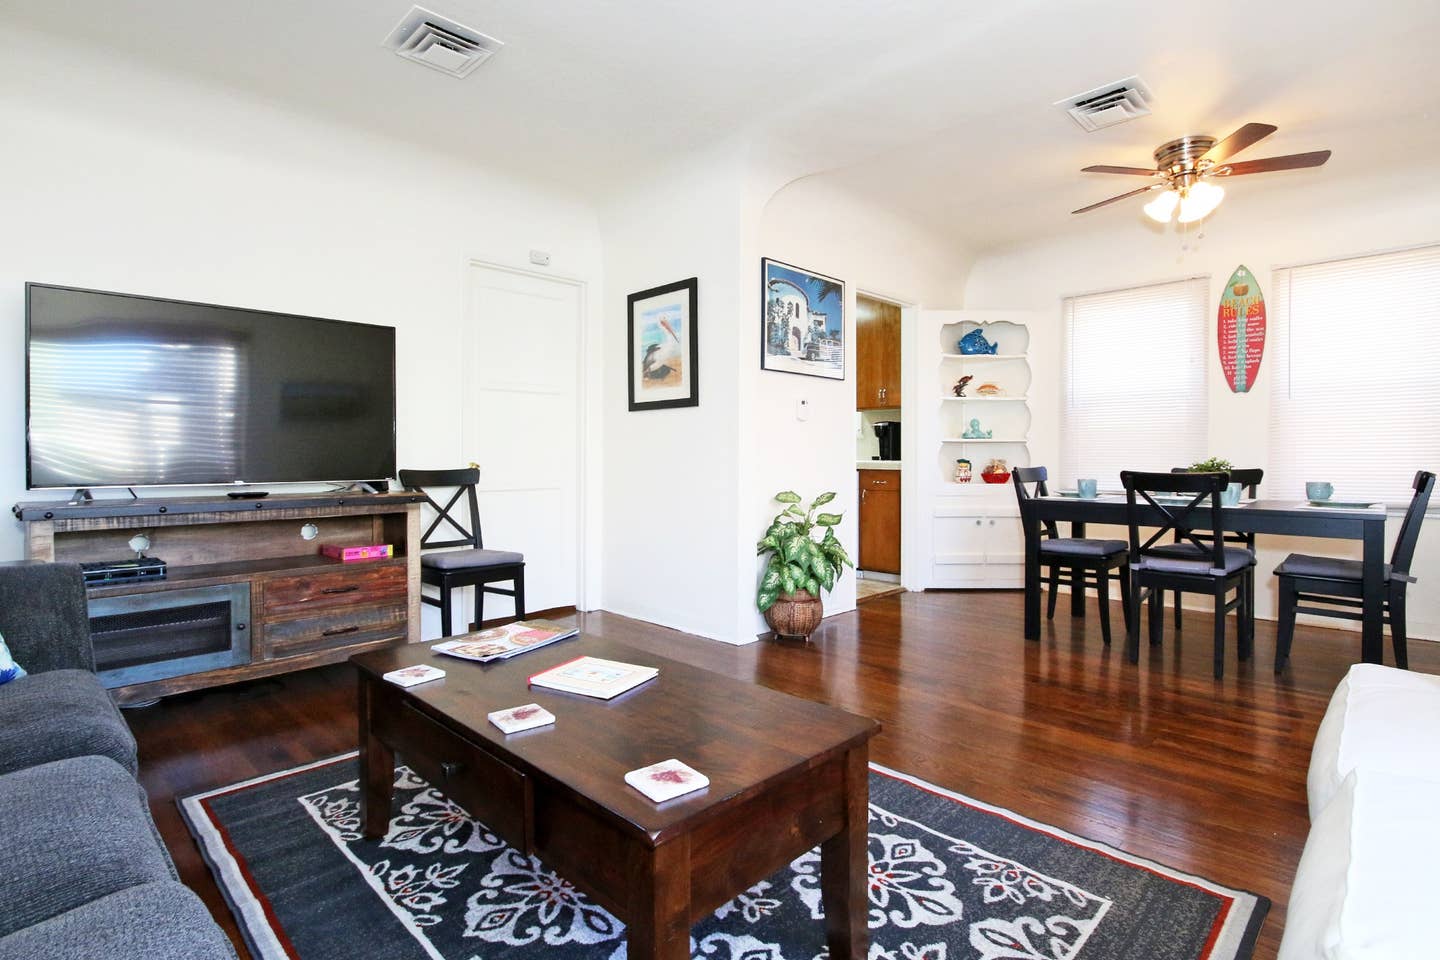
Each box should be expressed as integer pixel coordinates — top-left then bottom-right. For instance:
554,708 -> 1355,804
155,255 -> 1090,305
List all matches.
958,329 -> 999,355
975,382 -> 1002,396
981,458 -> 1010,482
961,418 -> 992,439
953,375 -> 974,397
954,458 -> 972,483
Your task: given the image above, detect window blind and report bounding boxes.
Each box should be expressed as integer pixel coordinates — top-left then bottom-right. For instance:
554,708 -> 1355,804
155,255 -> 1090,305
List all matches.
1061,277 -> 1209,489
1269,244 -> 1440,504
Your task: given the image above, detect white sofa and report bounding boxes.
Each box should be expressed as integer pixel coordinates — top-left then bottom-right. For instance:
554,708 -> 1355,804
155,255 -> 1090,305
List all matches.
1279,663 -> 1440,958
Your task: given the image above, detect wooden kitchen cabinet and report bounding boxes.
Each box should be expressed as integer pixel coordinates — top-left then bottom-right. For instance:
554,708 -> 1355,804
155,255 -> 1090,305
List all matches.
858,469 -> 901,574
856,295 -> 901,409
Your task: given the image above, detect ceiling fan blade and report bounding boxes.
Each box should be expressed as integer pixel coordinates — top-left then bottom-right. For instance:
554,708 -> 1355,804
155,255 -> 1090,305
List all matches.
1081,164 -> 1160,176
1212,150 -> 1332,176
1200,122 -> 1278,164
1071,184 -> 1162,215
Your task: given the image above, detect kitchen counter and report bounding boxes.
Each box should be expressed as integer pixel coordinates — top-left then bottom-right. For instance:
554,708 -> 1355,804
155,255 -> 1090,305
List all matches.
857,461 -> 901,471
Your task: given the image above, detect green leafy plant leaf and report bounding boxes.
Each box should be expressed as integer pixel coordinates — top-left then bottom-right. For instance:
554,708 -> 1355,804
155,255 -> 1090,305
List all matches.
760,567 -> 782,592
805,577 -> 819,595
811,491 -> 836,507
782,535 -> 806,563
757,587 -> 778,612
779,571 -> 795,595
774,491 -> 802,504
815,512 -> 842,527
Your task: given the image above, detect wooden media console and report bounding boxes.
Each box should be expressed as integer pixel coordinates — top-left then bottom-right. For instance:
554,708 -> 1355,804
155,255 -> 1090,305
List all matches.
14,491 -> 424,704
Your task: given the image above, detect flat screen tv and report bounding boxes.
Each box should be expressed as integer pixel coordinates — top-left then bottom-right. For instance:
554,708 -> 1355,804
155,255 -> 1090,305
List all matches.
26,283 -> 397,490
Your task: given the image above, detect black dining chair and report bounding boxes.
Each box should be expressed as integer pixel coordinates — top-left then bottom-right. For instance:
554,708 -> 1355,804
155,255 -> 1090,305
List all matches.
1274,470 -> 1435,672
398,468 -> 526,637
1161,467 -> 1264,629
1013,467 -> 1131,645
1121,471 -> 1255,679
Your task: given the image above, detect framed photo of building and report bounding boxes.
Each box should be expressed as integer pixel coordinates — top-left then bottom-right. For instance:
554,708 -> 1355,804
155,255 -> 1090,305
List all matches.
761,258 -> 845,380
627,277 -> 699,411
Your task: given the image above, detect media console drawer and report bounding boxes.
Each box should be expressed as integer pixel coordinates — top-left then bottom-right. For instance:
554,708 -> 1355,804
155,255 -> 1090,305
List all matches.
260,603 -> 406,660
264,562 -> 407,616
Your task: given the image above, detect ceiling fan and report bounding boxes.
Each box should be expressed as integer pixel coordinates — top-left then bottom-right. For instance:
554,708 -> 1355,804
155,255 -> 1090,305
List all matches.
1072,122 -> 1331,223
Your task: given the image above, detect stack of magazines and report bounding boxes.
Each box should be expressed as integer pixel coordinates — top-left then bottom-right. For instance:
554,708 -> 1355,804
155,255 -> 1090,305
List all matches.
432,620 -> 578,663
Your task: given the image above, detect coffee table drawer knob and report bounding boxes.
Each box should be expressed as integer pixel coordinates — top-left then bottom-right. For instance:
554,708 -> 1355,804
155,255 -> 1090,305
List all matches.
441,761 -> 460,779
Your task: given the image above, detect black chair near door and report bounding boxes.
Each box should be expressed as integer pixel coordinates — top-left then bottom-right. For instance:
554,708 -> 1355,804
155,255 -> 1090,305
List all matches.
1120,471 -> 1255,679
1013,467 -> 1131,646
1161,467 -> 1264,629
1274,470 -> 1435,672
398,468 -> 526,637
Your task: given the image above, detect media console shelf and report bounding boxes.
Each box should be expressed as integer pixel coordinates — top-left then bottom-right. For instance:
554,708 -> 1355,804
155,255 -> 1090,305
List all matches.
14,491 -> 424,705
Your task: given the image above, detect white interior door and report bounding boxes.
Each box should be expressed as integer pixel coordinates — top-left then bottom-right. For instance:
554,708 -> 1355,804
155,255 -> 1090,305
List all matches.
460,263 -> 582,625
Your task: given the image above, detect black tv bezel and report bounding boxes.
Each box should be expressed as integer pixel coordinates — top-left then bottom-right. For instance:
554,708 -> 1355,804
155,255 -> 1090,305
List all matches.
24,282 -> 398,491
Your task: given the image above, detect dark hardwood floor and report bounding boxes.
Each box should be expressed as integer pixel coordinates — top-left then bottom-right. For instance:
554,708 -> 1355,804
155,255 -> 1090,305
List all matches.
127,589 -> 1437,960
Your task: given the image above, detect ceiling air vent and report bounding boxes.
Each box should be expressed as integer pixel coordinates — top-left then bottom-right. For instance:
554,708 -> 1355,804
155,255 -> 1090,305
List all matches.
1054,76 -> 1154,132
382,6 -> 503,78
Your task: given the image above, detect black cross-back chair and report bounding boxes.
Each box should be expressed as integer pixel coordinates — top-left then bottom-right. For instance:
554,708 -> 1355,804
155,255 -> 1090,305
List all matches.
1121,471 -> 1255,679
1161,467 -> 1264,628
1013,467 -> 1131,646
399,468 -> 526,637
1274,470 -> 1435,673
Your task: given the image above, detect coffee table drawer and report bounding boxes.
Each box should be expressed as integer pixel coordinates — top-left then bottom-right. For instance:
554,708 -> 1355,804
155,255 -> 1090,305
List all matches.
265,563 -> 407,616
380,698 -> 529,851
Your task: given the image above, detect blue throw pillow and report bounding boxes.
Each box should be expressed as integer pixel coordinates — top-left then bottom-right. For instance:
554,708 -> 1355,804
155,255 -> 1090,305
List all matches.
0,631 -> 26,685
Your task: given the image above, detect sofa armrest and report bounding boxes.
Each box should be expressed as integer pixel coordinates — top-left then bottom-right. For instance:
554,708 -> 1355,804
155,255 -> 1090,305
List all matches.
0,562 -> 95,674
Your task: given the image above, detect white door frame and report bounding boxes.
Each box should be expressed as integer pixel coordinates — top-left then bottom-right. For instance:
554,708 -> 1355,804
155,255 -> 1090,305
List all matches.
855,286 -> 919,593
462,258 -> 590,614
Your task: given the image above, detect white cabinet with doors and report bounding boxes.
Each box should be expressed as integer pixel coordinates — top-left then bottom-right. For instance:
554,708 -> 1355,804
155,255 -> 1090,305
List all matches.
930,504 -> 1024,588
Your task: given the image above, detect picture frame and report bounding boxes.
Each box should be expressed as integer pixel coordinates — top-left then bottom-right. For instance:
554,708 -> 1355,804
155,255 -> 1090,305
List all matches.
761,258 -> 845,380
627,277 -> 699,411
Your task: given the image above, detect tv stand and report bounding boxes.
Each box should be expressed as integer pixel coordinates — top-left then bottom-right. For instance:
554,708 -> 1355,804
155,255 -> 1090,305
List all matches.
67,488 -> 94,505
14,491 -> 425,705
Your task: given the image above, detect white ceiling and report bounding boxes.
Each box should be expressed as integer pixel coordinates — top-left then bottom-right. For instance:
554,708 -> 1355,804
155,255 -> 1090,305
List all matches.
6,0 -> 1439,253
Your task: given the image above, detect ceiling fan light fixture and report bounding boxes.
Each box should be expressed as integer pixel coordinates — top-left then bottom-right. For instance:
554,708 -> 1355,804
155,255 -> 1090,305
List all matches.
1143,189 -> 1179,223
1177,182 -> 1224,223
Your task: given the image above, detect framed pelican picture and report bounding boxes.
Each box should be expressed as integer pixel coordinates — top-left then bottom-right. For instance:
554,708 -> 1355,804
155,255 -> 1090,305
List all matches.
627,277 -> 699,411
761,258 -> 845,380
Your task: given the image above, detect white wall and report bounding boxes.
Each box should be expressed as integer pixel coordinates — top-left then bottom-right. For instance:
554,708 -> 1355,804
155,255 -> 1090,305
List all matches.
751,175 -> 971,633
964,170 -> 1440,639
0,28 -> 606,629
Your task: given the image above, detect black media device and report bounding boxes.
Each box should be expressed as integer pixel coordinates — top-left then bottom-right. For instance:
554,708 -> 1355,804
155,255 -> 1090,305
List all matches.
226,491 -> 270,499
25,283 -> 397,491
80,556 -> 167,587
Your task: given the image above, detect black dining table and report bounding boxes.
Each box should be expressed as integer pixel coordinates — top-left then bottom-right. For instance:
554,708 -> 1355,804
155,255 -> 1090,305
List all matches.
1020,495 -> 1390,663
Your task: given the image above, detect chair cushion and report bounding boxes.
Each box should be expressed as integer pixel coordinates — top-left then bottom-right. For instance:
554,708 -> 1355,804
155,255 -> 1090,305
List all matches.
1039,538 -> 1128,558
420,548 -> 524,571
1308,662 -> 1440,818
0,881 -> 236,960
0,756 -> 175,938
0,669 -> 137,777
1135,547 -> 1254,576
1148,541 -> 1208,558
1274,552 -> 1392,583
1279,767 -> 1440,960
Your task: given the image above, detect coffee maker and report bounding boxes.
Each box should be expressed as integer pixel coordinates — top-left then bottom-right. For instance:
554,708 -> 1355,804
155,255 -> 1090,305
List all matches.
873,421 -> 900,461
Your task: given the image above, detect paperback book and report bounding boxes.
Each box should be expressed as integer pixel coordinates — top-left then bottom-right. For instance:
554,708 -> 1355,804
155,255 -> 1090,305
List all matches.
432,620 -> 578,663
528,656 -> 658,700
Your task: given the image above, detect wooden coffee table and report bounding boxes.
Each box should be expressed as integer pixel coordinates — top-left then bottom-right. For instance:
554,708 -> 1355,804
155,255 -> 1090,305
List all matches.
352,636 -> 879,960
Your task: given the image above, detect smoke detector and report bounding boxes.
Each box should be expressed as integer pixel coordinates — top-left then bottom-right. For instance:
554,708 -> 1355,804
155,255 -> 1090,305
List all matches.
1054,77 -> 1154,132
382,6 -> 503,78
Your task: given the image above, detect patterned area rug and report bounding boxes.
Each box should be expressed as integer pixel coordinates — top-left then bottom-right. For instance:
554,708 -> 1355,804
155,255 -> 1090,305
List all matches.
180,754 -> 1266,960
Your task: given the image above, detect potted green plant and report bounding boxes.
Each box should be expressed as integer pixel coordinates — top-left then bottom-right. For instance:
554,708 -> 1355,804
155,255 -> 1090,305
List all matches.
1187,457 -> 1241,504
756,490 -> 854,640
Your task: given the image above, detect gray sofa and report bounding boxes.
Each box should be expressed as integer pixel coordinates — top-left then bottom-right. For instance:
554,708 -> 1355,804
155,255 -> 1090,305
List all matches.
0,562 -> 236,960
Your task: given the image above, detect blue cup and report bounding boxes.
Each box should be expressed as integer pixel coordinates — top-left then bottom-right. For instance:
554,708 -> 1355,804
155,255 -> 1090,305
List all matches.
1077,478 -> 1098,499
1305,482 -> 1334,501
1221,482 -> 1242,506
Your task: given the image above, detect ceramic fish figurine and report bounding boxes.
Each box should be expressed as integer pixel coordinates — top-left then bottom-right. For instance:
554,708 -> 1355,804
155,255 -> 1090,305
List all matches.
958,329 -> 998,355
953,375 -> 974,397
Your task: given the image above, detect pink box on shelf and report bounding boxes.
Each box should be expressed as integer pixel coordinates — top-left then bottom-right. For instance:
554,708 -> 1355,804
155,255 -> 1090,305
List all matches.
319,543 -> 394,562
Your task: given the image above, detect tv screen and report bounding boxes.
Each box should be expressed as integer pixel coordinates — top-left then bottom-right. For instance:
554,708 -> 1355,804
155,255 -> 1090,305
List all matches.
26,283 -> 397,489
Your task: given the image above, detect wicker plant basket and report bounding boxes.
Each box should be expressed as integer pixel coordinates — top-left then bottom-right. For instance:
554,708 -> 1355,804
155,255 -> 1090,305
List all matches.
763,590 -> 824,640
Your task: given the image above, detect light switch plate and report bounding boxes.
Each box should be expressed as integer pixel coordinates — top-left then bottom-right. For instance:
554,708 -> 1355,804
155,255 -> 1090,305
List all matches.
796,398 -> 810,422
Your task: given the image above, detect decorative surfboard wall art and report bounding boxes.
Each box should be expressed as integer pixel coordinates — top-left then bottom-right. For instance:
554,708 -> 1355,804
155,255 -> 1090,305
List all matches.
1218,265 -> 1267,393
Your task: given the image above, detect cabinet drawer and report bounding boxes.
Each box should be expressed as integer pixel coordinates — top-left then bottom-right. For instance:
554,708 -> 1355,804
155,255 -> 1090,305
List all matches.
264,563 -> 407,616
260,603 -> 406,660
373,693 -> 530,852
858,470 -> 899,491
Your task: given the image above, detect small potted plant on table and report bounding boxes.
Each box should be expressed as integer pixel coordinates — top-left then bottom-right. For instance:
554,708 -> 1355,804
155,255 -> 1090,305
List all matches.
756,490 -> 854,640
